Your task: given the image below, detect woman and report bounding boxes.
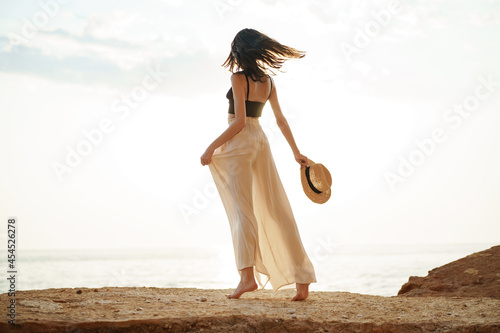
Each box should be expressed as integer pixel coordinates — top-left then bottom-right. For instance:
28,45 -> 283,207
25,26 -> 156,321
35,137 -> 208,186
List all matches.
200,28 -> 316,301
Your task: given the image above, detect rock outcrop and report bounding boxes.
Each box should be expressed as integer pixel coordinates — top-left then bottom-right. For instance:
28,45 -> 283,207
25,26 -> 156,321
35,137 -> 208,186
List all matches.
398,245 -> 500,298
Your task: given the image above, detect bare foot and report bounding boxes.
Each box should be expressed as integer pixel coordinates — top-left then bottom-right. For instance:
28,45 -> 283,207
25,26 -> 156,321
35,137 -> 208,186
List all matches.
227,280 -> 258,299
291,283 -> 309,301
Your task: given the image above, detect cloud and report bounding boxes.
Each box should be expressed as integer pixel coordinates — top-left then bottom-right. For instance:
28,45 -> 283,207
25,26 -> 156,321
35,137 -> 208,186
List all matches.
1,0 -> 499,102
0,43 -> 126,85
469,10 -> 500,26
0,3 -> 231,95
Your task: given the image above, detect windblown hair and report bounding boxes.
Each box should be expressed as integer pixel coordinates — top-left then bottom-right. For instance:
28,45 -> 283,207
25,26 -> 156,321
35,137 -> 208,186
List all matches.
222,28 -> 306,82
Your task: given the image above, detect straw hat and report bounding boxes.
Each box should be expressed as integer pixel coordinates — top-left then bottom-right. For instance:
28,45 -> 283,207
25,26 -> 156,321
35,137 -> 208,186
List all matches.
300,159 -> 332,204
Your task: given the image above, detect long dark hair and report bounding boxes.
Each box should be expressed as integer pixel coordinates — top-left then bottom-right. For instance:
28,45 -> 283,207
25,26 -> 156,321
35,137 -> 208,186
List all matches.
222,28 -> 306,82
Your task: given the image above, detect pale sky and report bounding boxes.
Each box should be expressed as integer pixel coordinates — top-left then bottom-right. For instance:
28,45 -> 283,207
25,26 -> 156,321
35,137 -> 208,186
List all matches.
0,0 -> 499,251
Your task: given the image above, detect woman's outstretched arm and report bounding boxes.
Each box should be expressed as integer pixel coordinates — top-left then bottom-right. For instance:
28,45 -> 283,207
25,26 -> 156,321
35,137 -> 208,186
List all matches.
200,73 -> 247,166
268,80 -> 308,167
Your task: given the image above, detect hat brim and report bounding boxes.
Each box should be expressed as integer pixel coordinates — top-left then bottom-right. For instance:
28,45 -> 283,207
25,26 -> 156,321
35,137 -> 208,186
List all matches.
301,159 -> 331,204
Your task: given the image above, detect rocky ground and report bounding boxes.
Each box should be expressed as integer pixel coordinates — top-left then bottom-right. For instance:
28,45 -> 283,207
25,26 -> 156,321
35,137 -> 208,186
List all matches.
1,246 -> 499,333
1,286 -> 499,332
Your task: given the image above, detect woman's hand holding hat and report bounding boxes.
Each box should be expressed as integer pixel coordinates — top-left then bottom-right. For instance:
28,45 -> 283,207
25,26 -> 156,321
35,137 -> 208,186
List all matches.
294,152 -> 308,167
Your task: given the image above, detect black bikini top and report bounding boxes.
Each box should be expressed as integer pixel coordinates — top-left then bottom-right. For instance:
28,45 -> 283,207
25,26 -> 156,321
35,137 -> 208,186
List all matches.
227,72 -> 273,118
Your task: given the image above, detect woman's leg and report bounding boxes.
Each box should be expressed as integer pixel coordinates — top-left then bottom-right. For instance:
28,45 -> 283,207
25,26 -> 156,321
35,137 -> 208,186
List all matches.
209,125 -> 263,298
291,283 -> 309,301
251,134 -> 317,299
227,266 -> 258,299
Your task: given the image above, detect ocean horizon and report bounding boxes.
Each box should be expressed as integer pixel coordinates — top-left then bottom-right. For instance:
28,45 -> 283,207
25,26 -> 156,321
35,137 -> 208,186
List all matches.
2,242 -> 496,297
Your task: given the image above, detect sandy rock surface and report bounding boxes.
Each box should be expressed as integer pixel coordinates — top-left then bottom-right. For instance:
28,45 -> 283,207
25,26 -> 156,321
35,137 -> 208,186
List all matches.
399,245 -> 500,298
1,286 -> 499,332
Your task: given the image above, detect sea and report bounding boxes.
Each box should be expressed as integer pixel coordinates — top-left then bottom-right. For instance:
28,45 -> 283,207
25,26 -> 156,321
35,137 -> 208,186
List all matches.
2,243 -> 496,297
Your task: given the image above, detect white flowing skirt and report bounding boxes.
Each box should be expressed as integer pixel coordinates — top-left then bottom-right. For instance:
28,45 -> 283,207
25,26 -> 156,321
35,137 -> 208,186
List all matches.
208,114 -> 317,291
